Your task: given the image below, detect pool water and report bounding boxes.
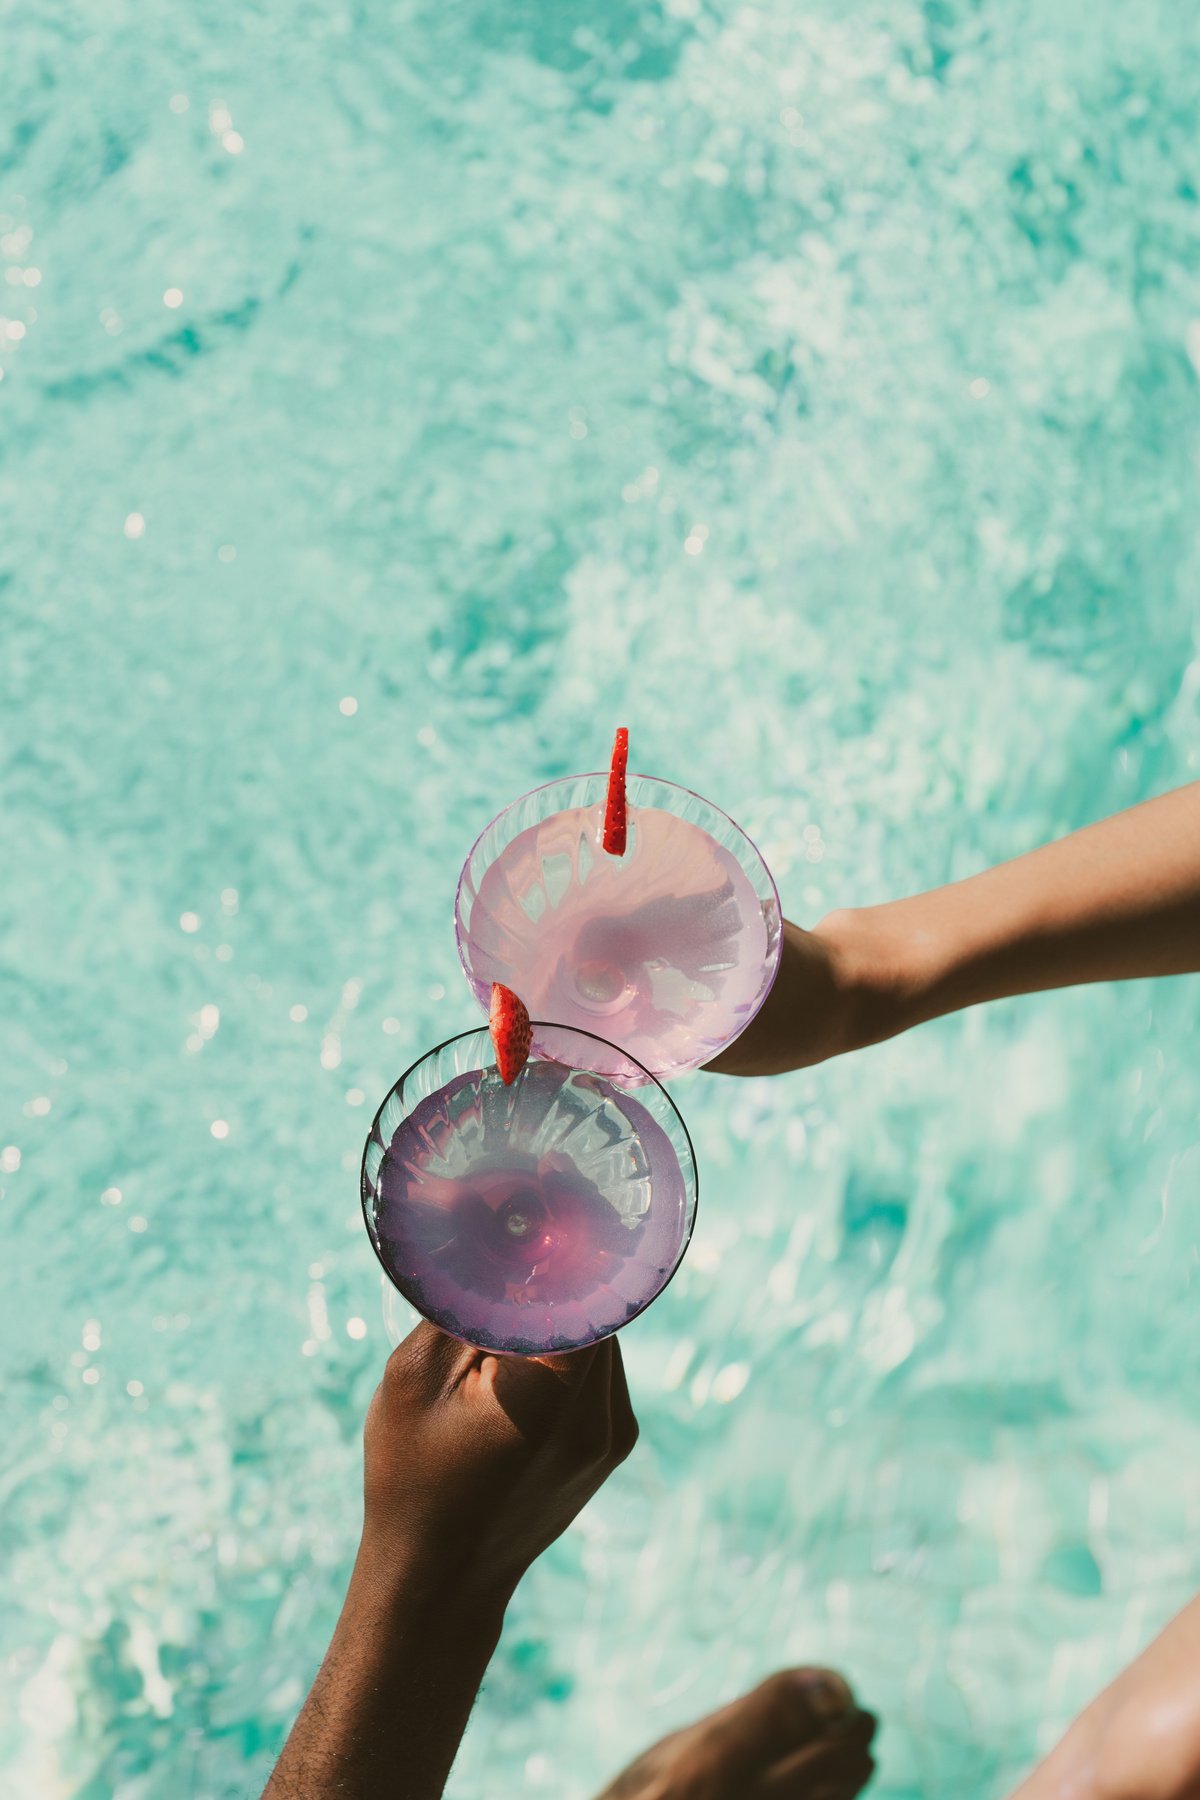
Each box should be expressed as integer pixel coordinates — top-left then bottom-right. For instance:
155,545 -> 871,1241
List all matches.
3,1 -> 1199,1795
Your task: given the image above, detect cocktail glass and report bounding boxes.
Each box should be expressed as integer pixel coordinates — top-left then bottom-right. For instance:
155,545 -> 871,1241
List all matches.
361,1023 -> 698,1355
455,773 -> 782,1081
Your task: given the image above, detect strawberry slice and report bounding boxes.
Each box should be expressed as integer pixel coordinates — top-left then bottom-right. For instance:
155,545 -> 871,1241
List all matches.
489,982 -> 532,1086
602,726 -> 629,856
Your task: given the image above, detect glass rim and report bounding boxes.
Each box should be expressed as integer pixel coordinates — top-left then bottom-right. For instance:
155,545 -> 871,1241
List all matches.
360,1020 -> 700,1343
456,767 -> 780,905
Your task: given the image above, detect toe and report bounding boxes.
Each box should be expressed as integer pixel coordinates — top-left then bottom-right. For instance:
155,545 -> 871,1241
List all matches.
762,1742 -> 876,1799
758,1710 -> 877,1798
697,1668 -> 862,1783
747,1668 -> 859,1737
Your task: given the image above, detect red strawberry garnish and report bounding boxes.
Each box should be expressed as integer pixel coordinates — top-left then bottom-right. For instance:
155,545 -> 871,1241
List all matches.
602,726 -> 629,856
489,982 -> 532,1086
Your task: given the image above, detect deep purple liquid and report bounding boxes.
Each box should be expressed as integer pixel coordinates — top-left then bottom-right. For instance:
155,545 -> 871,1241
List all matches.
372,1062 -> 690,1353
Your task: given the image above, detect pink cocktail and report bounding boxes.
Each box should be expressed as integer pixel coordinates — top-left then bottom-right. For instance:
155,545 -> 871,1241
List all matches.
361,1025 -> 698,1355
455,773 -> 781,1080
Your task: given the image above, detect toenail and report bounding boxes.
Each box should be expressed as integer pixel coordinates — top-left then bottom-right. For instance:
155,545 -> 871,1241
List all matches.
796,1672 -> 854,1720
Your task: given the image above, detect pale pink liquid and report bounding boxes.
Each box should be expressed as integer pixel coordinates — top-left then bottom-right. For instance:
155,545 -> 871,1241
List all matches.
375,1062 -> 690,1353
466,803 -> 771,1077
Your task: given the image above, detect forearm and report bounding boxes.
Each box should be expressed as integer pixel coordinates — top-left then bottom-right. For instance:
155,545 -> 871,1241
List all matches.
263,1542 -> 510,1800
834,782 -> 1200,1045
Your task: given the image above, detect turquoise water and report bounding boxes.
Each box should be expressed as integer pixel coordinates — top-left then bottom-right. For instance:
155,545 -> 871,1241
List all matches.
3,0 -> 1199,1794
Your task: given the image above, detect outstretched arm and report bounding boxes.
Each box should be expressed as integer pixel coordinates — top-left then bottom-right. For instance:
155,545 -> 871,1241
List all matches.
711,782 -> 1200,1076
263,1324 -> 637,1800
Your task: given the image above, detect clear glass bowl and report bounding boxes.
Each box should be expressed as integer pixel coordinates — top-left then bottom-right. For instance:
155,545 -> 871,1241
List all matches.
361,1024 -> 699,1355
454,772 -> 782,1080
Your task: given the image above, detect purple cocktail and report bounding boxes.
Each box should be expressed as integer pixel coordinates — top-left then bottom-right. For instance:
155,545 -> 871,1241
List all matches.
455,773 -> 782,1081
361,1025 -> 697,1355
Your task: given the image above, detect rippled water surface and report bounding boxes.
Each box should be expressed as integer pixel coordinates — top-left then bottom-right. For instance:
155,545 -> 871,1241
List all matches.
3,2 -> 1200,1795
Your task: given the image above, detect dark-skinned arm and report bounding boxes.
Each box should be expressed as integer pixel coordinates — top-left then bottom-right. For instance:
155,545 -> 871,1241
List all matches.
262,1325 -> 637,1800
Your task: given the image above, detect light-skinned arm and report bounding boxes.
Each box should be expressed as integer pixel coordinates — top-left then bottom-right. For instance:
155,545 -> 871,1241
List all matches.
710,782 -> 1200,1077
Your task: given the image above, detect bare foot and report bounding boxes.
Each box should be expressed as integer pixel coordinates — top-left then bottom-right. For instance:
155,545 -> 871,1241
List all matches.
1010,1595 -> 1200,1800
593,1667 -> 876,1799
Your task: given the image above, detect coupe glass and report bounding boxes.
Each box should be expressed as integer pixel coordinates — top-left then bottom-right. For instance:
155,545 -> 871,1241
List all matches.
361,1024 -> 698,1355
455,773 -> 781,1081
